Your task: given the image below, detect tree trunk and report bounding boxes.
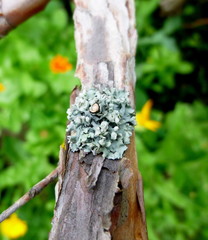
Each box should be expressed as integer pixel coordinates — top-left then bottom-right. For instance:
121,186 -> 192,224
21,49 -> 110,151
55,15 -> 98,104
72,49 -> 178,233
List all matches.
49,1 -> 148,240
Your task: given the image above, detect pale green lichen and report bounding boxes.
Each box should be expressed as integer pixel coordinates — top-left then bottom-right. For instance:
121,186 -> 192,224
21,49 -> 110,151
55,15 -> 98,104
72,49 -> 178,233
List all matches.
66,88 -> 136,160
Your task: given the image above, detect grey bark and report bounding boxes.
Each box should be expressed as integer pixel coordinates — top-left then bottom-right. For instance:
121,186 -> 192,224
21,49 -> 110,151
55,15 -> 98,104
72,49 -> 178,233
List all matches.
49,1 -> 148,240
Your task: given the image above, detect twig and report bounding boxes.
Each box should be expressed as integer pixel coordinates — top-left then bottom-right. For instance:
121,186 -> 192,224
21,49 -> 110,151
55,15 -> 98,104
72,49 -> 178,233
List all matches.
0,167 -> 60,223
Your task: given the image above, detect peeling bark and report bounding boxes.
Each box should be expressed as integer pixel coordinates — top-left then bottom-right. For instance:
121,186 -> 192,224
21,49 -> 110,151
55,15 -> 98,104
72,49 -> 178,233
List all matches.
49,1 -> 148,239
0,0 -> 50,37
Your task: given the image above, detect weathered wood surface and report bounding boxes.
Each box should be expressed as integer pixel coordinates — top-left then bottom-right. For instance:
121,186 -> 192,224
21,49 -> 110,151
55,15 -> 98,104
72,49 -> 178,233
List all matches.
0,0 -> 50,37
49,0 -> 148,239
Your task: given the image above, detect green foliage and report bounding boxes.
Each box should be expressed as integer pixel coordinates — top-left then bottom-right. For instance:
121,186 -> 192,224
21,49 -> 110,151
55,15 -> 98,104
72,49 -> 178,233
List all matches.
0,0 -> 208,239
135,1 -> 208,239
135,0 -> 208,111
136,45 -> 193,92
137,102 -> 208,240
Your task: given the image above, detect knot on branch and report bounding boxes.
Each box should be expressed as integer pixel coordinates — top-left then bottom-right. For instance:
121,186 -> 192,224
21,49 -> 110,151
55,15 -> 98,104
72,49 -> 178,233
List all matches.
66,87 -> 136,159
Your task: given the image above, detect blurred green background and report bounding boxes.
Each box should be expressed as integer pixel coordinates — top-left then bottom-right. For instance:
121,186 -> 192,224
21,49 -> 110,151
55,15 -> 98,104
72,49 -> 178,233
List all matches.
0,0 -> 208,239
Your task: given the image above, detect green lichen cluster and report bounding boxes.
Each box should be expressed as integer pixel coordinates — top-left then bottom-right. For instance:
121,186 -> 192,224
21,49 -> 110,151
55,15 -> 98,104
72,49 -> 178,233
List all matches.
66,88 -> 136,160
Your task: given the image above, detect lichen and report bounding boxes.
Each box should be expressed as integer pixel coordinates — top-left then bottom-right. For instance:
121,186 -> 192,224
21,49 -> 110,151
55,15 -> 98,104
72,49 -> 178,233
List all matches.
66,88 -> 136,160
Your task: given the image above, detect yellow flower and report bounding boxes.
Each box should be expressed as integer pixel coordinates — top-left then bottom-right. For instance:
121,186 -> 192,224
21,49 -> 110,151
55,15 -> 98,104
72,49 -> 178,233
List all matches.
0,83 -> 5,92
50,55 -> 73,73
136,100 -> 161,131
0,213 -> 28,239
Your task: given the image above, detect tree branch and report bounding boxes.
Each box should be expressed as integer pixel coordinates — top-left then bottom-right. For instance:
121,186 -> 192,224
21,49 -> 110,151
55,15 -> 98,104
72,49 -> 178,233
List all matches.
0,0 -> 50,38
49,1 -> 148,239
0,167 -> 59,223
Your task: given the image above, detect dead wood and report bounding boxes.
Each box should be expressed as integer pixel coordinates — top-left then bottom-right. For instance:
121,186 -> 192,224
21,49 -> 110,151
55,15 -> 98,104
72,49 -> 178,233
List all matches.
49,1 -> 148,240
